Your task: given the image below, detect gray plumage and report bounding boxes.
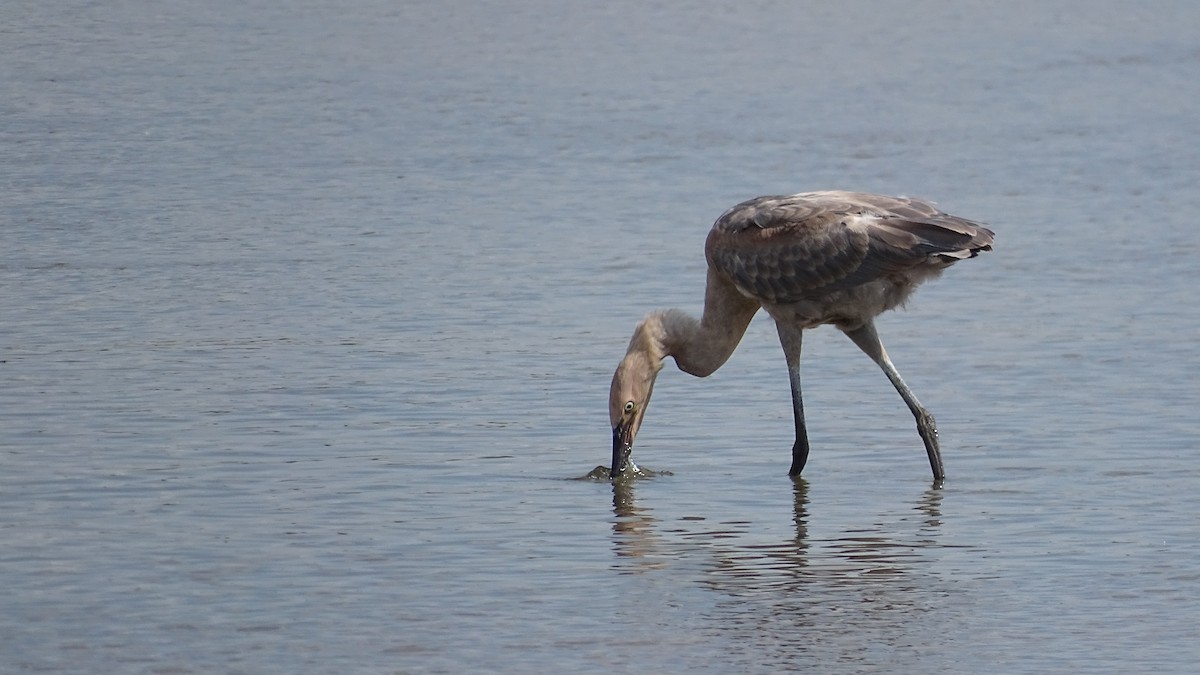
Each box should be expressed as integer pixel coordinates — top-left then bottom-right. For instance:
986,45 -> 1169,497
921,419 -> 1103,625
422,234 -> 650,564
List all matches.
707,191 -> 992,313
609,190 -> 993,482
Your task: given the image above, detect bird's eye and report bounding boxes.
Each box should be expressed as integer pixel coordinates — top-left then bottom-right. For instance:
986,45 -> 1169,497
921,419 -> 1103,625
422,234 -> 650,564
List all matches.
623,401 -> 635,413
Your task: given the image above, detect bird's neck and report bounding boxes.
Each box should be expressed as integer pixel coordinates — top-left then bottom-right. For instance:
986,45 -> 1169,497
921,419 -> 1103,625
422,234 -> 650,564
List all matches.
635,270 -> 759,378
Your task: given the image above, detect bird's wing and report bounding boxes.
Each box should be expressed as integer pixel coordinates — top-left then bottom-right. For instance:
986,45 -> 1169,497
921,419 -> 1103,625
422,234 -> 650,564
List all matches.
705,192 -> 993,303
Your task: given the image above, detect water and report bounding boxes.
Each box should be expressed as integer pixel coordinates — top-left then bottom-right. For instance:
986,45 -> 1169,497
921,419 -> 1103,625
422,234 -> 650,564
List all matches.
3,1 -> 1200,672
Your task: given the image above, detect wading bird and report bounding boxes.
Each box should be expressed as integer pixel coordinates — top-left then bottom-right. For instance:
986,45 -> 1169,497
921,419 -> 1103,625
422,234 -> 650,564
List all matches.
609,191 -> 993,481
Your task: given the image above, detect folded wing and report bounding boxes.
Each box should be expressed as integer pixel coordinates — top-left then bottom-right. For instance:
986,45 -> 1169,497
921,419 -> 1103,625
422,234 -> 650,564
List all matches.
706,191 -> 994,304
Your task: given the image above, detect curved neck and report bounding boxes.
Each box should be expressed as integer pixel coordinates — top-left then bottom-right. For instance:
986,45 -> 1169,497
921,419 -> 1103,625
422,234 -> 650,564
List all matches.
634,269 -> 760,378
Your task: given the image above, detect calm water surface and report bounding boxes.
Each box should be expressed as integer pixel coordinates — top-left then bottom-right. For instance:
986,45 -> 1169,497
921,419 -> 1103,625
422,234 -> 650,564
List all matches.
3,1 -> 1200,672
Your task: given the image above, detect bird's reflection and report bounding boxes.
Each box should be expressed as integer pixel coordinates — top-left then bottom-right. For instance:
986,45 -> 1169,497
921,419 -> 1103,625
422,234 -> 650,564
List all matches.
790,476 -> 810,543
608,476 -> 950,596
916,483 -> 944,529
601,457 -> 964,668
610,479 -> 667,573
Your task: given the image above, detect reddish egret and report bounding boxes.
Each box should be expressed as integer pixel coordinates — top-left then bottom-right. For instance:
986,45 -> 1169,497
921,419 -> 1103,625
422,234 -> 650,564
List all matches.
609,191 -> 993,481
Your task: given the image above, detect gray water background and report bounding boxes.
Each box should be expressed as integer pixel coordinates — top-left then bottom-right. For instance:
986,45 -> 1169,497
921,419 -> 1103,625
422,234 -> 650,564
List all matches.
3,1 -> 1199,672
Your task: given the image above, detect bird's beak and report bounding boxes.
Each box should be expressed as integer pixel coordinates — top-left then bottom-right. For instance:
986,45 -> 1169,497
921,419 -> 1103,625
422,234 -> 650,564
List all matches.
611,420 -> 633,479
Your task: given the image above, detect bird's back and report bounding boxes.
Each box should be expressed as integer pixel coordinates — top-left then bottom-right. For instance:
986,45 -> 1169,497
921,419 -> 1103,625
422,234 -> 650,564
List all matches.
705,191 -> 993,325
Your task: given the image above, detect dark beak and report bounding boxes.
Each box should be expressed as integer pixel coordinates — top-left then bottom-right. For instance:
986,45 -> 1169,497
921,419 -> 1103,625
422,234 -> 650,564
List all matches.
610,420 -> 633,479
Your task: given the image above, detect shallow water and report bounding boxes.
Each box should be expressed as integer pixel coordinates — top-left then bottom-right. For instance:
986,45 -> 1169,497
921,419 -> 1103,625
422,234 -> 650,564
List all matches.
4,0 -> 1200,672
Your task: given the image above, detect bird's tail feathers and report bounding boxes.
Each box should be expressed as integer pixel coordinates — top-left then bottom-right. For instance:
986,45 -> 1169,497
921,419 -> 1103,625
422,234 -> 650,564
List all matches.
882,217 -> 994,260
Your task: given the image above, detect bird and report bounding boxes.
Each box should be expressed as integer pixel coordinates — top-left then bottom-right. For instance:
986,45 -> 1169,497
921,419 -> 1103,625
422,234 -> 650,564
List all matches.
608,190 -> 993,482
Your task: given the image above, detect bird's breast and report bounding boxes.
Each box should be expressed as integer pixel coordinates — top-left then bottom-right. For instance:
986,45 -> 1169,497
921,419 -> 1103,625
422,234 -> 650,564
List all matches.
761,276 -> 927,330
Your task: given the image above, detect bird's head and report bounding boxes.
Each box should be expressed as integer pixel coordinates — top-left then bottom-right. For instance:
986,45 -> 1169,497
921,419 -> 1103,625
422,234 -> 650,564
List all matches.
609,330 -> 664,479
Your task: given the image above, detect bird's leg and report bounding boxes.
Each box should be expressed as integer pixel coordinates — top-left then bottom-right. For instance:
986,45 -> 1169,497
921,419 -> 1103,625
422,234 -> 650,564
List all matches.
843,320 -> 945,481
775,322 -> 810,476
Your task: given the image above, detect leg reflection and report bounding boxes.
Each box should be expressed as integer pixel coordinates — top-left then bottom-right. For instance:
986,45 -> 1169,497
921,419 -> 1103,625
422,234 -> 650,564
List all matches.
791,475 -> 810,544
